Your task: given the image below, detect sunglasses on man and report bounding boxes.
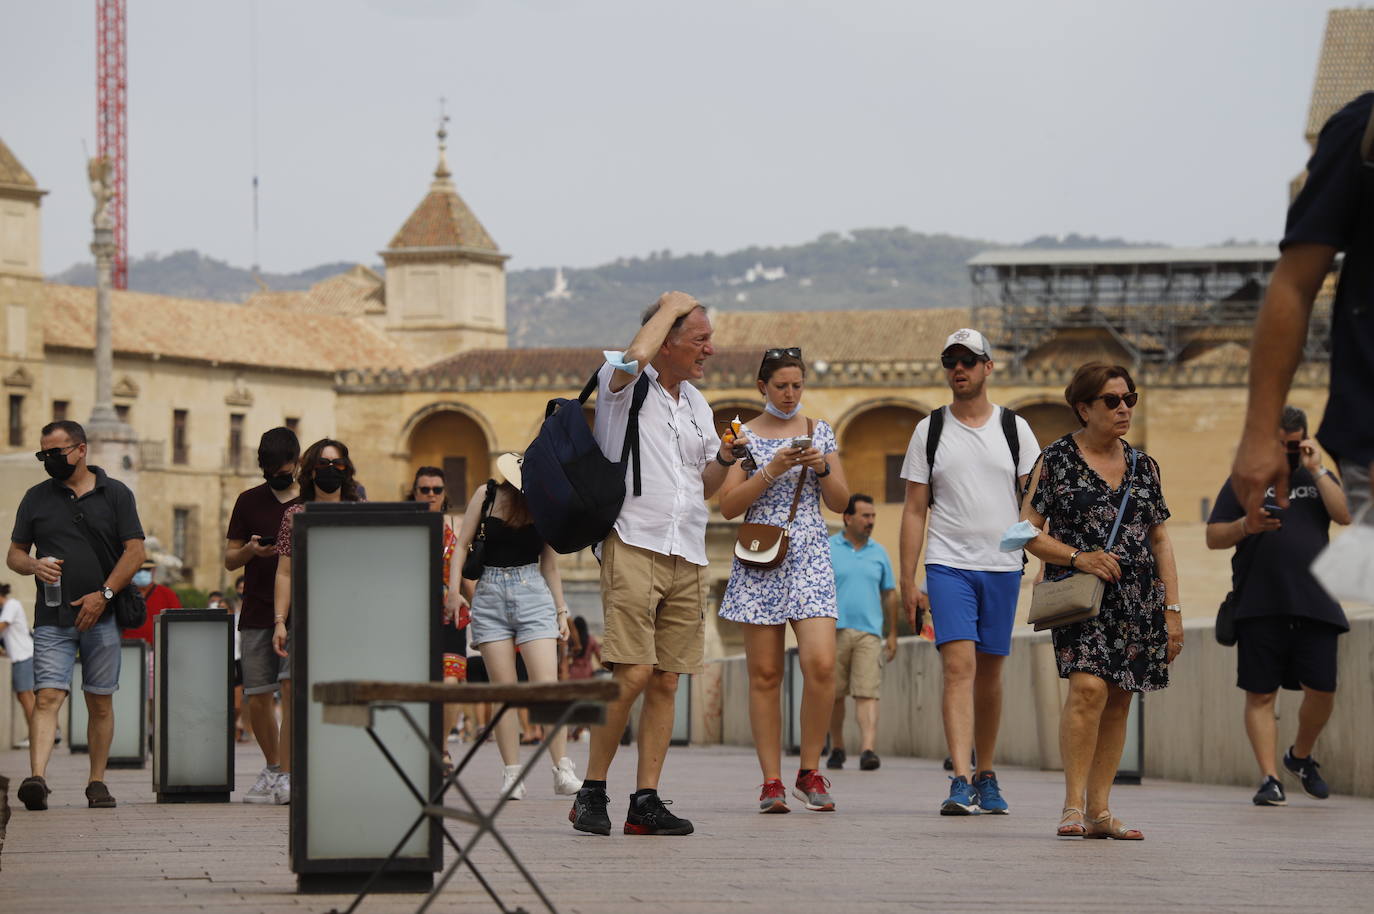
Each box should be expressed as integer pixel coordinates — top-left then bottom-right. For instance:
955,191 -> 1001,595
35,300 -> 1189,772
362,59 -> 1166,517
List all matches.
940,354 -> 987,370
1087,392 -> 1140,409
417,485 -> 444,495
315,458 -> 350,472
34,444 -> 80,462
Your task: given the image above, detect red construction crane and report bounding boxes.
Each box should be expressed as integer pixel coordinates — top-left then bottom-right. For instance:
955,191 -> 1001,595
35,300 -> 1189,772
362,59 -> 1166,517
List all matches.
96,0 -> 128,288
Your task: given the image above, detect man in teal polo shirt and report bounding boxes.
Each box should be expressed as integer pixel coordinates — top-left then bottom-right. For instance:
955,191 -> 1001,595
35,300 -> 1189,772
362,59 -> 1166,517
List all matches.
827,494 -> 898,771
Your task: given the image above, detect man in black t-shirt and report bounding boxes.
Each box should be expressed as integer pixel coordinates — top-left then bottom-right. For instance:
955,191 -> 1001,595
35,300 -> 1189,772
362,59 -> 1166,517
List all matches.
1209,407 -> 1352,807
224,427 -> 300,805
1232,92 -> 1374,524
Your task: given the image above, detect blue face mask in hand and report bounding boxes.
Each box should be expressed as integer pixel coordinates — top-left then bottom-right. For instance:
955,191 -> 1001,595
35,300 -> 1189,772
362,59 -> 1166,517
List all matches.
132,570 -> 153,588
998,520 -> 1040,552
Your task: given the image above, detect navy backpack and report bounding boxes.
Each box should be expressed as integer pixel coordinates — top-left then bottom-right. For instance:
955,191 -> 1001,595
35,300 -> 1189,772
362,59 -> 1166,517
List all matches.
522,368 -> 651,554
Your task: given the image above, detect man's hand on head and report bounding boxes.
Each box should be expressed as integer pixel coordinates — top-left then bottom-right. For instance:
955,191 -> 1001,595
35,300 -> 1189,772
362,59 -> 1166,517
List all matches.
659,290 -> 700,317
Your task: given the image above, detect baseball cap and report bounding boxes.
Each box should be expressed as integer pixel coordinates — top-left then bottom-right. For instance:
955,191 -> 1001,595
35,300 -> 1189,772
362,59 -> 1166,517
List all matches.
941,328 -> 990,358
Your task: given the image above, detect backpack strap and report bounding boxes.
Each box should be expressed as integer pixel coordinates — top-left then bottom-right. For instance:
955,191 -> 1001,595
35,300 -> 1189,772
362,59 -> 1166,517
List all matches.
925,407 -> 945,506
1001,406 -> 1023,501
620,373 -> 652,497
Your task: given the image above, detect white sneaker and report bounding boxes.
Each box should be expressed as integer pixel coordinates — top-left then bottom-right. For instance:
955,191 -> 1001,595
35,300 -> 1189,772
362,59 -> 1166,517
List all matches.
272,771 -> 291,805
553,757 -> 580,796
244,766 -> 279,804
501,764 -> 526,800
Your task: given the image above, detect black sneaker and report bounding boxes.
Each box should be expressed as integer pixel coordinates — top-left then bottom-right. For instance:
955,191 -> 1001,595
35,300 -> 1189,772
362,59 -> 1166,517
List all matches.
1283,747 -> 1329,799
17,776 -> 50,811
859,750 -> 881,771
568,786 -> 611,835
826,748 -> 846,770
624,792 -> 694,835
1253,775 -> 1287,806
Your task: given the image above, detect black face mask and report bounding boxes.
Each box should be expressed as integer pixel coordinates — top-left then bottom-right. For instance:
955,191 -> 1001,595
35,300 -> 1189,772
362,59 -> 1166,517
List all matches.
266,472 -> 294,491
44,455 -> 77,481
313,466 -> 345,494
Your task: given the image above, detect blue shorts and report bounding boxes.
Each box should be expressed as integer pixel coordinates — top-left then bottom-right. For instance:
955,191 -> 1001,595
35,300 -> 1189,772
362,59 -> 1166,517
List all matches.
32,613 -> 123,694
925,565 -> 1022,656
469,564 -> 561,647
11,657 -> 35,693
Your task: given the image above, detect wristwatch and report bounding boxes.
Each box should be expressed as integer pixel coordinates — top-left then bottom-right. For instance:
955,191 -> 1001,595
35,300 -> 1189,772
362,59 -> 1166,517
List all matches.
715,452 -> 737,467
101,586 -> 115,601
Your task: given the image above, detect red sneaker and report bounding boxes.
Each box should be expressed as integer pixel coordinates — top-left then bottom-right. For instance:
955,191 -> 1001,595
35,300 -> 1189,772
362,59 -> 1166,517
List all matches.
758,778 -> 790,814
793,770 -> 835,811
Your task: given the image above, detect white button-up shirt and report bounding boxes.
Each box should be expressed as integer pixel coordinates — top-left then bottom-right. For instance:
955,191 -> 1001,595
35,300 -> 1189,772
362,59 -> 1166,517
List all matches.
593,362 -> 721,566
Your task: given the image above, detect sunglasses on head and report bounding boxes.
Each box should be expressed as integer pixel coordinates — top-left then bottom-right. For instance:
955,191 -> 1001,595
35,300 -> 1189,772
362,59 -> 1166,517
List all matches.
941,354 -> 986,370
762,347 -> 802,362
417,485 -> 444,495
315,458 -> 349,472
1088,391 -> 1139,409
35,444 -> 81,462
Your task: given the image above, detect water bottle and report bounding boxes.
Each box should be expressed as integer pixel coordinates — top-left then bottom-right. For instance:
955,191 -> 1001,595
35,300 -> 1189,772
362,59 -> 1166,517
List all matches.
44,573 -> 62,607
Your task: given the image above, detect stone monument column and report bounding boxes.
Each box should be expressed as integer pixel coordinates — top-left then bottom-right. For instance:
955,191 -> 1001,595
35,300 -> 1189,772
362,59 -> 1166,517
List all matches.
85,157 -> 139,492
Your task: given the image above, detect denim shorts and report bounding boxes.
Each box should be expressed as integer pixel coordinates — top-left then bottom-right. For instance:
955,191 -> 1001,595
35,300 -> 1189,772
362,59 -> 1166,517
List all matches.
469,563 -> 560,647
33,612 -> 122,694
11,657 -> 35,693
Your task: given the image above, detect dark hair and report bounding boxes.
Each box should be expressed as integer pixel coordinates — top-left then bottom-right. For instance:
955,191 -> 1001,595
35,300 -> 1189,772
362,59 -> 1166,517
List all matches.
1064,362 -> 1136,426
758,353 -> 806,383
207,590 -> 224,601
844,493 -> 875,516
640,300 -> 702,338
298,438 -> 361,502
573,615 -> 591,658
1280,405 -> 1308,438
258,426 -> 301,475
41,420 -> 87,445
495,480 -> 533,528
407,465 -> 450,512
234,576 -> 244,589
0,583 -> 10,596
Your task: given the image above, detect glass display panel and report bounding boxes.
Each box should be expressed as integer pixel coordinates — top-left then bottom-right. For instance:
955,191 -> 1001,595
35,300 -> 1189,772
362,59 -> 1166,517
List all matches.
166,621 -> 229,784
109,641 -> 146,760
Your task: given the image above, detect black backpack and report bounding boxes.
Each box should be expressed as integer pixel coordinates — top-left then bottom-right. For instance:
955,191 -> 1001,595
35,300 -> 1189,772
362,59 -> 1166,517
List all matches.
521,369 -> 651,554
925,405 -> 1021,506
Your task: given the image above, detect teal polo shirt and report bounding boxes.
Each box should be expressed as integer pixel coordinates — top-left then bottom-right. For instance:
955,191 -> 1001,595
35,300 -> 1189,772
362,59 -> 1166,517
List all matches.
828,532 -> 895,637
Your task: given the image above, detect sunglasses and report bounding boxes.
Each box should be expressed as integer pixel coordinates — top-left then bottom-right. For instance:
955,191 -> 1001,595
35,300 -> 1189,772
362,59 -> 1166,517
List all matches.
1088,392 -> 1140,409
34,444 -> 80,462
941,354 -> 987,370
315,458 -> 349,472
417,485 -> 444,495
762,347 -> 802,362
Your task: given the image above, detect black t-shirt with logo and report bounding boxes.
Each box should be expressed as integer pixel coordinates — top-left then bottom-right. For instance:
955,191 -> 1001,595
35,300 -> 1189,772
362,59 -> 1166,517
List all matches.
1208,468 -> 1347,630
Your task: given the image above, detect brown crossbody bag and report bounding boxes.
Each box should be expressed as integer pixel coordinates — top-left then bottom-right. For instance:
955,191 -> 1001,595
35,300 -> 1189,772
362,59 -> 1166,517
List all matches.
734,419 -> 813,570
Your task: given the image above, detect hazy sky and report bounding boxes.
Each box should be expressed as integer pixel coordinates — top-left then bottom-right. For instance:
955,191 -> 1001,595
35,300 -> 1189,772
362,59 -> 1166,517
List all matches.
0,0 -> 1345,275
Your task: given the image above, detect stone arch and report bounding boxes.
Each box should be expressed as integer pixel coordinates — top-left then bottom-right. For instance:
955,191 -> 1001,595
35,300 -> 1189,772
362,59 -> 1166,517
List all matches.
709,399 -> 762,438
1007,397 -> 1080,452
401,402 -> 495,505
838,400 -> 929,504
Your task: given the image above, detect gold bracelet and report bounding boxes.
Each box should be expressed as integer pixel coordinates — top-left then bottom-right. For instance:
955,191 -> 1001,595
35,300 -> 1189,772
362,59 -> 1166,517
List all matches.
760,465 -> 777,484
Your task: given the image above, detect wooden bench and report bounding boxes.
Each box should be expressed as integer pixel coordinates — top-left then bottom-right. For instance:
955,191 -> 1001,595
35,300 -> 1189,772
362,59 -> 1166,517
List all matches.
314,679 -> 620,914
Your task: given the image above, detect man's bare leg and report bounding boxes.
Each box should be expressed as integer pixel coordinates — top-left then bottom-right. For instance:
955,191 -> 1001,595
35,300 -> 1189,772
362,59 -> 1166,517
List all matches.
585,663 -> 652,782
972,652 -> 1006,775
636,669 -> 679,790
939,640 -> 977,779
248,691 -> 279,768
28,688 -> 65,778
85,692 -> 114,784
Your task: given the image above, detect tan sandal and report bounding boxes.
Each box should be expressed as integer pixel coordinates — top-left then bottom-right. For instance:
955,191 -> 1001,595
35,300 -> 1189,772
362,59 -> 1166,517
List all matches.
1057,806 -> 1086,837
1085,811 -> 1143,840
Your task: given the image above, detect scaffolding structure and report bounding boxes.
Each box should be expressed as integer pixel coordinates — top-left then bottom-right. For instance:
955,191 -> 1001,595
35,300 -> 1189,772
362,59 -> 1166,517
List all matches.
968,246 -> 1335,370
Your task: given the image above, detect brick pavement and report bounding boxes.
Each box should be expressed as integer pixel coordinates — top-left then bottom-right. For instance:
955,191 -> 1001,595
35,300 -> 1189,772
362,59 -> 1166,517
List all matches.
2,737 -> 1372,913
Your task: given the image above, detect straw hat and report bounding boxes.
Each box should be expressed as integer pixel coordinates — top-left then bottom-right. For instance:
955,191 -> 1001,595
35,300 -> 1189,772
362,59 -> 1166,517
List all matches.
494,452 -> 524,490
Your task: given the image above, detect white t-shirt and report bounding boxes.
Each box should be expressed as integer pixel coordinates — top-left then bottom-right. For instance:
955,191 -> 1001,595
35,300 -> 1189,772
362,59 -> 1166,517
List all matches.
900,406 -> 1040,572
0,596 -> 34,663
592,362 -> 721,566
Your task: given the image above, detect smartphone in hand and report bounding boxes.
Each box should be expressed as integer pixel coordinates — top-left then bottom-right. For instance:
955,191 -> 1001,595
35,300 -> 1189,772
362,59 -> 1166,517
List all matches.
790,436 -> 812,451
1262,503 -> 1285,520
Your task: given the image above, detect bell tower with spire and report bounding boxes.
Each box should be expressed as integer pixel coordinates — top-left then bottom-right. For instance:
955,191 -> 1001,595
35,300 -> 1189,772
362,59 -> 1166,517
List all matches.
380,103 -> 510,363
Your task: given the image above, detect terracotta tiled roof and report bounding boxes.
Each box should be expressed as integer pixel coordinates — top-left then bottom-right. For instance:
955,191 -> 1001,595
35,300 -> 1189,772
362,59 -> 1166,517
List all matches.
386,181 -> 499,253
1183,342 -> 1250,368
44,284 -> 415,373
1306,8 -> 1374,142
244,265 -> 385,317
710,307 -> 976,362
0,137 -> 38,189
417,346 -> 764,387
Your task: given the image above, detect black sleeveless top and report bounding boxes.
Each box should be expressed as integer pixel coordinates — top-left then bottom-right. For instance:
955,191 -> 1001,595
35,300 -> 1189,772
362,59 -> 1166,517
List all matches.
483,517 -> 544,567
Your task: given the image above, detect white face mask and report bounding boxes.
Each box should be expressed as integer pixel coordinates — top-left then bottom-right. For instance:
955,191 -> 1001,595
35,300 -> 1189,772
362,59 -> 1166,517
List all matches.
763,399 -> 802,420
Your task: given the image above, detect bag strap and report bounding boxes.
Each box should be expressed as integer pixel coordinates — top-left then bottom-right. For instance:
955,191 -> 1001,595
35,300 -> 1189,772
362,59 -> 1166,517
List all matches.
783,418 -> 815,527
1103,448 -> 1139,552
1019,452 -> 1046,517
474,479 -> 497,542
621,373 -> 652,497
63,488 -> 117,581
925,407 -> 945,505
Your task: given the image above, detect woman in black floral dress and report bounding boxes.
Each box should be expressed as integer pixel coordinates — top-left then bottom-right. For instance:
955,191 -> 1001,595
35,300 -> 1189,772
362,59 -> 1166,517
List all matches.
1022,363 -> 1183,841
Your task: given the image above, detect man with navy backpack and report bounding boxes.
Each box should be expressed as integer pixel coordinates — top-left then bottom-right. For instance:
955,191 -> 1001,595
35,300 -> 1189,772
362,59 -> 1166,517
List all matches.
897,329 -> 1039,816
569,291 -> 734,837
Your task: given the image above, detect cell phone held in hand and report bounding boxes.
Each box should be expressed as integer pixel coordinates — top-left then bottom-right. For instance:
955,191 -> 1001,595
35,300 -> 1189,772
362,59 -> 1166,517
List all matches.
1262,503 -> 1285,520
790,436 -> 812,451
257,536 -> 276,547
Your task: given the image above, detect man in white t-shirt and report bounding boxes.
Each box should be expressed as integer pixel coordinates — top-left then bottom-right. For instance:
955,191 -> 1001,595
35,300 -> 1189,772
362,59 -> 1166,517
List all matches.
898,329 -> 1039,817
0,582 -> 36,741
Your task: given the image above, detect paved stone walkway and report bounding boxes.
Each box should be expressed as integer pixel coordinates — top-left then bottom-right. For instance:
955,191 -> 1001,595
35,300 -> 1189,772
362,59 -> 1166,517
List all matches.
2,737 -> 1371,912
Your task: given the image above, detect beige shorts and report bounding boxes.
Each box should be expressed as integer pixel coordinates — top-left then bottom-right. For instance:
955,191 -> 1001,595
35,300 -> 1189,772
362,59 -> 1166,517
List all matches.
599,530 -> 705,675
835,627 -> 882,698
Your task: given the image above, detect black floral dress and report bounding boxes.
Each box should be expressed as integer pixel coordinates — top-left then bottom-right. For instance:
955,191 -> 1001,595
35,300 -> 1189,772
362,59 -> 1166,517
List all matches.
1030,435 -> 1171,692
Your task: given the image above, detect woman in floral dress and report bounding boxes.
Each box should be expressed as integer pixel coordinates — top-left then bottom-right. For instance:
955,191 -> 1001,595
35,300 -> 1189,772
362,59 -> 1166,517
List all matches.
1022,362 -> 1183,841
718,349 -> 850,814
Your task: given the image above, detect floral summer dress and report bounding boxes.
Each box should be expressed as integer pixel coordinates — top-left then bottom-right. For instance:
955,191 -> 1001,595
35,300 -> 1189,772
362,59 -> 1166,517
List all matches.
718,420 -> 839,626
1030,434 -> 1172,692
440,519 -> 468,681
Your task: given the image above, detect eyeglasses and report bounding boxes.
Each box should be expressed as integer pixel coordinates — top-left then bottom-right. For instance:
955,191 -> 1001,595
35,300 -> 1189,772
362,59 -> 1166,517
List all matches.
1087,392 -> 1140,409
417,485 -> 444,495
762,347 -> 802,362
940,354 -> 987,370
315,458 -> 349,472
35,444 -> 80,462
